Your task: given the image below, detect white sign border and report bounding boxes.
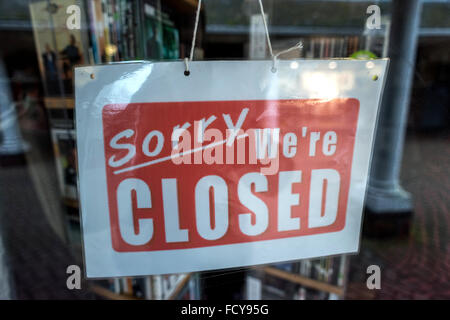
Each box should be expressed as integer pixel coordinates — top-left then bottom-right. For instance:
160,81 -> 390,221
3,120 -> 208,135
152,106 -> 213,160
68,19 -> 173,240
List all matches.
75,59 -> 388,278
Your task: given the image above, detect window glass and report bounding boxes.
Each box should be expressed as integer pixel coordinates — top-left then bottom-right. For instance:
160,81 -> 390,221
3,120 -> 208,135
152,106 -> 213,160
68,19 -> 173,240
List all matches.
0,0 -> 448,300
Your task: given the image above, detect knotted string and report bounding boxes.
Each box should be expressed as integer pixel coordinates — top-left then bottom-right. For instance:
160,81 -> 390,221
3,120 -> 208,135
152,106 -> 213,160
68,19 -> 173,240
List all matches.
185,0 -> 302,75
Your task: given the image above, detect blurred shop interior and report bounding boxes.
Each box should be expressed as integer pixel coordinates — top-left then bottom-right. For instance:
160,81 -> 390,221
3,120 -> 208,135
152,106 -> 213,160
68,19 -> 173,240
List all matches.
0,0 -> 449,300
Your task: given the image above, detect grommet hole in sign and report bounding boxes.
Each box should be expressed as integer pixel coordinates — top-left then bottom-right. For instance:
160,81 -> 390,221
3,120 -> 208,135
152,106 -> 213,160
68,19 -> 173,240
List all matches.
184,0 -> 303,76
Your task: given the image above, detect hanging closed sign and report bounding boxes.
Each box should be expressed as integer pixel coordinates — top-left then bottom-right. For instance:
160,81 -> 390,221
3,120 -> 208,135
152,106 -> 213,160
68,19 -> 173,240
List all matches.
75,59 -> 387,277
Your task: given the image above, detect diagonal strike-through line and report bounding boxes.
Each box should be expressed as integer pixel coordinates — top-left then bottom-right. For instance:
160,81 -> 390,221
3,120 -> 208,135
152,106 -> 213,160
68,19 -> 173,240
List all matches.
113,134 -> 248,175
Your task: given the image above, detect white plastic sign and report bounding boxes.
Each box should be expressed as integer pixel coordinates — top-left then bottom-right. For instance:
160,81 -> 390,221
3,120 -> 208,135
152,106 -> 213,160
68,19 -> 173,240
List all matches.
75,59 -> 387,277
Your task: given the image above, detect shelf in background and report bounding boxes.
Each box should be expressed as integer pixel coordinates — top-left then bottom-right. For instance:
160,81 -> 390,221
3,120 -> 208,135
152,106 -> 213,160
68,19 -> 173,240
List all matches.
179,0 -> 198,7
63,197 -> 79,209
90,285 -> 143,300
262,267 -> 344,297
90,273 -> 192,300
168,273 -> 192,300
44,97 -> 75,109
166,0 -> 199,14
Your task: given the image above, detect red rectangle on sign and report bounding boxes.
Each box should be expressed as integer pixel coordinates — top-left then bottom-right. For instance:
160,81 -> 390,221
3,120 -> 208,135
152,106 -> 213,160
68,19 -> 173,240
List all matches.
102,99 -> 359,252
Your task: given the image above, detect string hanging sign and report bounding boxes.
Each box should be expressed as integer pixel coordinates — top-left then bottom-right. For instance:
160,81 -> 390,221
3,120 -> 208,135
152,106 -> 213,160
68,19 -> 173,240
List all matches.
75,1 -> 388,277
